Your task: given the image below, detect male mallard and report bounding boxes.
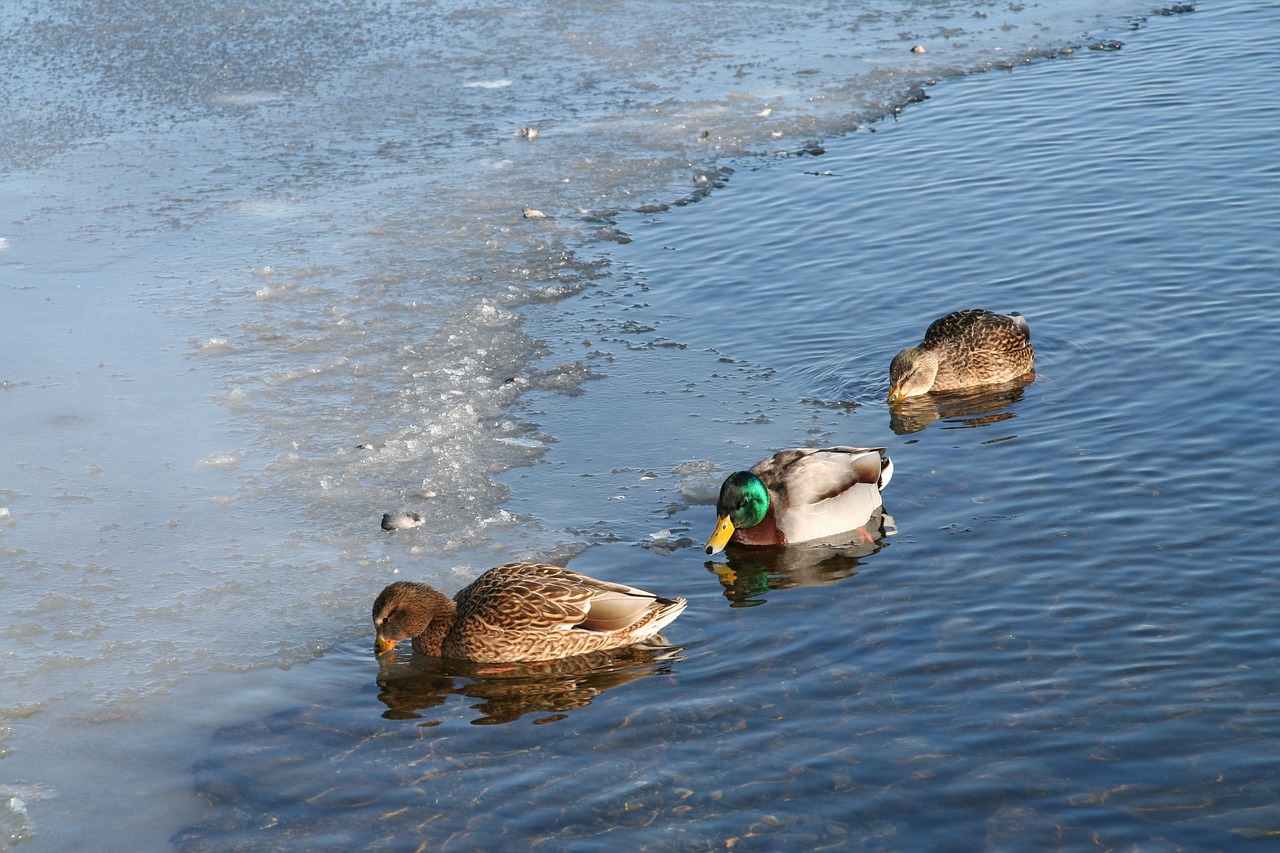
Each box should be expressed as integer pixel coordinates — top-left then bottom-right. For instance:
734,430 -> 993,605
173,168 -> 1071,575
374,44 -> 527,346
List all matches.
372,562 -> 687,663
888,309 -> 1034,402
705,446 -> 893,555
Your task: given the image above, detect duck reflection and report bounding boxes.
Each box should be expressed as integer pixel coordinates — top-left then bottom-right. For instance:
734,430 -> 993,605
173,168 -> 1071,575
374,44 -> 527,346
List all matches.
374,640 -> 683,725
888,374 -> 1033,436
706,507 -> 893,606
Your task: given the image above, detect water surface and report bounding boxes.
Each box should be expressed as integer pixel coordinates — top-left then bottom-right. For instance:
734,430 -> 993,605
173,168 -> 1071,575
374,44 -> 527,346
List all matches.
186,2 -> 1279,850
4,1 -> 1278,850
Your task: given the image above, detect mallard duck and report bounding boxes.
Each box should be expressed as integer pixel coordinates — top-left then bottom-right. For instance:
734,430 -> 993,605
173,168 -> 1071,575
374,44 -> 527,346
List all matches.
888,309 -> 1034,402
704,446 -> 893,555
372,562 -> 687,663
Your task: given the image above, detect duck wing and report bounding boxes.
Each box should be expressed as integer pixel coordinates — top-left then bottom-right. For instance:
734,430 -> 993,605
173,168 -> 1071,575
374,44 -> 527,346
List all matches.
755,446 -> 891,508
924,309 -> 1030,355
456,562 -> 678,634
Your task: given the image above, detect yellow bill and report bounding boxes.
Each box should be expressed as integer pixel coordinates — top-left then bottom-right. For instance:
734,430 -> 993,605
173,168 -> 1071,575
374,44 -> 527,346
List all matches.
704,515 -> 735,556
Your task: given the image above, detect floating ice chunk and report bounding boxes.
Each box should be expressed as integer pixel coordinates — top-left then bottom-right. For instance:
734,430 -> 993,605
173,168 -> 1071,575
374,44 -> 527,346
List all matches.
381,511 -> 425,531
496,436 -> 544,449
218,388 -> 247,410
1,783 -> 56,845
675,463 -> 723,505
198,451 -> 242,470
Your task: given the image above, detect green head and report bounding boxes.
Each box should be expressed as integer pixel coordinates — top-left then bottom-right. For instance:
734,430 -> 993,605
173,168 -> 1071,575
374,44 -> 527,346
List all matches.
705,471 -> 770,555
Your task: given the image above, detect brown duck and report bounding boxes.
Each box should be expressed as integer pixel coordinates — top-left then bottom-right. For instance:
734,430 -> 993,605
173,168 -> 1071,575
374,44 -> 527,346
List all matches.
888,309 -> 1034,402
372,562 -> 687,663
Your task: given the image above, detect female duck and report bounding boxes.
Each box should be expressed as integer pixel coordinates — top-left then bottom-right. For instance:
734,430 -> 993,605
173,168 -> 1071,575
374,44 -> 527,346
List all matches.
705,446 -> 893,555
372,562 -> 686,663
888,309 -> 1034,402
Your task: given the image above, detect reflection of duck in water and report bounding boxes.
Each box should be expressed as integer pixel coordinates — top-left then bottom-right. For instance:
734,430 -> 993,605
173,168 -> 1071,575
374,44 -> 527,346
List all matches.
888,375 -> 1033,436
888,309 -> 1034,403
375,642 -> 684,725
372,562 -> 687,663
708,506 -> 893,606
704,446 -> 892,555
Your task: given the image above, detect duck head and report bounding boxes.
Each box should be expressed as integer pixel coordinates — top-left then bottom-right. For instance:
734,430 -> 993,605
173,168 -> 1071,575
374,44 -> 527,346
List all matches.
705,471 -> 770,555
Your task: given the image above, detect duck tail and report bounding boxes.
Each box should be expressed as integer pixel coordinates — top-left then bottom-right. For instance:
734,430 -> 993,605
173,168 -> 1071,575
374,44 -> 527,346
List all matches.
647,597 -> 688,636
878,453 -> 894,492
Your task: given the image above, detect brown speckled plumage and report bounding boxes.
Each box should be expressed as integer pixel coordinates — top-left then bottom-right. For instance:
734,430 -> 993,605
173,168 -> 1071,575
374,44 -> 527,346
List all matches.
889,309 -> 1034,402
372,562 -> 686,663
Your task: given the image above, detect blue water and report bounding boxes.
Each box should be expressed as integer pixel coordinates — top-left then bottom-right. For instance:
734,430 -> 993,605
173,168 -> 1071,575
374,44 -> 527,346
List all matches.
174,3 -> 1280,851
3,0 -> 1279,850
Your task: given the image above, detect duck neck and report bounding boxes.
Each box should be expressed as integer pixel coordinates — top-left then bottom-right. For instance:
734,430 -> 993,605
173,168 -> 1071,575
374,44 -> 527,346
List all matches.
733,503 -> 783,546
413,590 -> 458,657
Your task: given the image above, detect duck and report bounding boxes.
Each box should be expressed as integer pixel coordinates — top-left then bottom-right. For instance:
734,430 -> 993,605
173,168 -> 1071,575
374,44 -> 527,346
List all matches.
705,446 -> 893,555
888,309 -> 1034,402
372,562 -> 687,663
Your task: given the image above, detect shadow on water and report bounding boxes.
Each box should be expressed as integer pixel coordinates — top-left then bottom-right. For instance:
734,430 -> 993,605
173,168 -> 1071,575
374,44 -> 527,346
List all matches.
375,641 -> 685,726
705,506 -> 893,606
888,375 -> 1035,437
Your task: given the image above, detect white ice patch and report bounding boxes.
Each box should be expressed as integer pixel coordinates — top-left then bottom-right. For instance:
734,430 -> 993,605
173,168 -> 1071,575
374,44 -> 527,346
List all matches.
197,337 -> 231,353
198,451 -> 243,469
676,462 -> 723,505
0,783 -> 56,846
496,436 -> 545,449
218,388 -> 247,409
464,79 -> 512,89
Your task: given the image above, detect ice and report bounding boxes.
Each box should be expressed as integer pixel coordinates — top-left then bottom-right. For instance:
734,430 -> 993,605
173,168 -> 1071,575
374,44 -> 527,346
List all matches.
0,784 -> 55,847
197,452 -> 243,470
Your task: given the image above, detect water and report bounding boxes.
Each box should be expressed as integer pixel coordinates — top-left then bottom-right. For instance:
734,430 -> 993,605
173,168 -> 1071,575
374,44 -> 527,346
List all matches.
3,0 -> 1278,850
